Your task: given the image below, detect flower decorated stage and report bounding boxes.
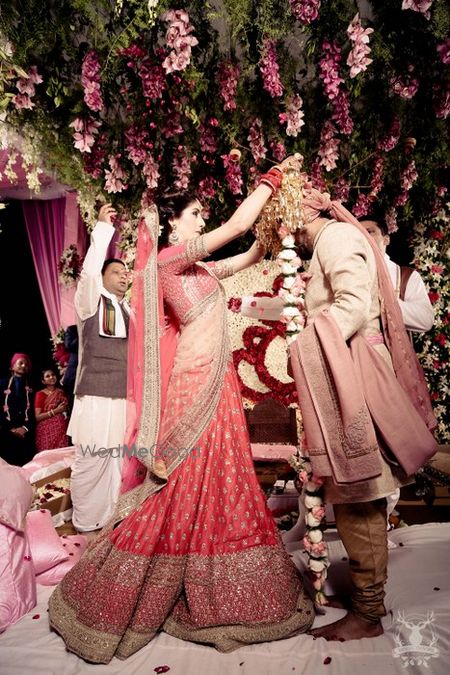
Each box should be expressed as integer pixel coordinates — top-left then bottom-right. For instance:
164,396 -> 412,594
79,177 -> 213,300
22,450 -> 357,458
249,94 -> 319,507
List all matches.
1,523 -> 449,674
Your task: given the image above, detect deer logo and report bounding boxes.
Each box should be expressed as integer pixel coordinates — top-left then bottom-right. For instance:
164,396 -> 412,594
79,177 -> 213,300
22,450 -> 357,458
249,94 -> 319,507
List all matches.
392,611 -> 439,667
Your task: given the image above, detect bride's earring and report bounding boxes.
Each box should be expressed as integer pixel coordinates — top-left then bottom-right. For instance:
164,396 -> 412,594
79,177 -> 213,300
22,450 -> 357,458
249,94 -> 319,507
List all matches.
168,225 -> 179,245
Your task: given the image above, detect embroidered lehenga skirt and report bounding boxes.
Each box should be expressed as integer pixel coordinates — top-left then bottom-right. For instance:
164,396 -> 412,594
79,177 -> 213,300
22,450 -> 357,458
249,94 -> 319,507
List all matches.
48,237 -> 314,663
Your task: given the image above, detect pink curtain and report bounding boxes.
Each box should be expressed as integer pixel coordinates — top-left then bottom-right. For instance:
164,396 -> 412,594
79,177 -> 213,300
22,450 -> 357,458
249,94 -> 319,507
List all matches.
22,198 -> 66,336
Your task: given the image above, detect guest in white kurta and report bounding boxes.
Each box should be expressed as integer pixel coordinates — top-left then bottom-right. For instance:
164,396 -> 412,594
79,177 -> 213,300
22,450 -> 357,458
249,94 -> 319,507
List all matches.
69,204 -> 129,532
362,219 -> 434,332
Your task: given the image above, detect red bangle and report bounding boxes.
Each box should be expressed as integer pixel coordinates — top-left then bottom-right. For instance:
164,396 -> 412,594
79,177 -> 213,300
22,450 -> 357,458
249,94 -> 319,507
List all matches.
259,167 -> 283,194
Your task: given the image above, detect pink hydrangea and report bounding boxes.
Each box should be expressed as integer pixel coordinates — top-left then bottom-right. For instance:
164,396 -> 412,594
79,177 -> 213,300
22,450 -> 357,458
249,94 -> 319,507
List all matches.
279,94 -> 305,137
346,13 -> 373,78
259,39 -> 284,98
289,0 -> 321,24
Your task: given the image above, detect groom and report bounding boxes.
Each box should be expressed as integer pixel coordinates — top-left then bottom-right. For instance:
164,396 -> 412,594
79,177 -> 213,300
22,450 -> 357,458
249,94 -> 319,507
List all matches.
287,186 -> 436,641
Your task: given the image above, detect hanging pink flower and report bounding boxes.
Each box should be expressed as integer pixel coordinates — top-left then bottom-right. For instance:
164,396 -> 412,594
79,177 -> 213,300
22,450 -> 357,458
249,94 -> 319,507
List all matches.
125,126 -> 150,165
433,83 -> 450,119
69,117 -> 102,153
81,50 -> 104,112
379,117 -> 401,152
401,0 -> 433,21
310,160 -> 327,191
353,192 -> 371,218
368,155 -> 385,200
319,41 -> 344,101
139,60 -> 166,99
217,62 -> 240,111
318,121 -> 340,171
385,206 -> 398,233
222,154 -> 243,195
437,39 -> 450,65
289,0 -> 321,24
199,118 -> 218,156
13,66 -> 42,109
161,9 -> 198,74
259,39 -> 284,98
390,73 -> 419,99
269,139 -> 287,162
173,146 -> 191,189
332,177 -> 350,202
197,176 -> 217,201
248,118 -> 267,164
142,154 -> 160,190
279,94 -> 305,137
104,154 -> 128,193
331,90 -> 353,135
346,13 -> 373,78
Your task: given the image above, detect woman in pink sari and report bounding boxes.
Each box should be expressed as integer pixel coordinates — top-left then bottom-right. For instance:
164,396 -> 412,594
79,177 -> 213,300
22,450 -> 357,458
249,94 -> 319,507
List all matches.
34,368 -> 69,451
48,157 -> 314,663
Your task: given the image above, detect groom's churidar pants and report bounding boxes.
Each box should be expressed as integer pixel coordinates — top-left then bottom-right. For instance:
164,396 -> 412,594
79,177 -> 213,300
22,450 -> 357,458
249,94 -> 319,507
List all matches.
333,498 -> 388,623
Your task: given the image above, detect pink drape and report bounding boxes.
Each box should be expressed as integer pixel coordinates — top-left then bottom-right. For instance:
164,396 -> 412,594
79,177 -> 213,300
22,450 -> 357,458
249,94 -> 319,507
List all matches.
22,198 -> 66,336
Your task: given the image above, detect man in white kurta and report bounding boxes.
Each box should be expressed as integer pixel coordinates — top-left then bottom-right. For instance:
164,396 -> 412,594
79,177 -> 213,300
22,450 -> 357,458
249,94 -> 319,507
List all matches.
362,219 -> 434,333
69,204 -> 129,532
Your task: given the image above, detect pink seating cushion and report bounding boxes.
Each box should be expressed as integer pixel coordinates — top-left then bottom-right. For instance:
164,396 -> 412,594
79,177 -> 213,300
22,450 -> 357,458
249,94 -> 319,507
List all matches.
25,509 -> 69,575
0,524 -> 37,633
0,459 -> 33,531
36,534 -> 88,586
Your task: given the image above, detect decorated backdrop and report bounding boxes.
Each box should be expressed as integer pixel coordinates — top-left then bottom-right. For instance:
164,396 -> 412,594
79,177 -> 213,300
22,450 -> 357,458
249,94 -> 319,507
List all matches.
0,0 -> 448,437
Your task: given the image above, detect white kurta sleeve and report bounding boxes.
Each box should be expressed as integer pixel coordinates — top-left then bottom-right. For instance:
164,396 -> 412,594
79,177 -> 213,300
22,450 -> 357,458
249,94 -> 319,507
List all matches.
74,221 -> 115,321
398,270 -> 435,332
316,224 -> 372,341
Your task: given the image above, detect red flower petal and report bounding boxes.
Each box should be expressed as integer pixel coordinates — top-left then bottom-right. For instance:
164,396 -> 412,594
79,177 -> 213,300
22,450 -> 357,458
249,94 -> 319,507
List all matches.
323,657 -> 332,665
154,667 -> 170,674
32,614 -> 40,620
23,555 -> 31,561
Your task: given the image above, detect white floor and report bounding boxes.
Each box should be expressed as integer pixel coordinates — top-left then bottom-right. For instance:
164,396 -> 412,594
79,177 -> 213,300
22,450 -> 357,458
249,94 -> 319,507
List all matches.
1,523 -> 449,675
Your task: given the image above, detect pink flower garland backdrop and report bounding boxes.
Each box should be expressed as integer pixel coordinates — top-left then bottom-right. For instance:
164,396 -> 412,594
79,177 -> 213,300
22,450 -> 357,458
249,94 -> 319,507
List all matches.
0,0 -> 448,436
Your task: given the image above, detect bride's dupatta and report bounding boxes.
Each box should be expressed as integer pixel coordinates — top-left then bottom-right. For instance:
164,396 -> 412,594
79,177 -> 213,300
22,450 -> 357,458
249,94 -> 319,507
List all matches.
114,206 -> 177,522
114,207 -> 229,525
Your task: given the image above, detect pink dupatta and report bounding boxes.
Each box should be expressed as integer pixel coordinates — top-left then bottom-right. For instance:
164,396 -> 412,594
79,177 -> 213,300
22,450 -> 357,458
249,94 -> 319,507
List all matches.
120,207 -> 178,494
301,188 -> 436,433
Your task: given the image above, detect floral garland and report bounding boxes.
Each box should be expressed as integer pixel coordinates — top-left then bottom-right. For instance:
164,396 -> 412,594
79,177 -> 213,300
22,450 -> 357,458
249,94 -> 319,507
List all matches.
289,450 -> 330,606
58,244 -> 83,288
51,327 -> 69,372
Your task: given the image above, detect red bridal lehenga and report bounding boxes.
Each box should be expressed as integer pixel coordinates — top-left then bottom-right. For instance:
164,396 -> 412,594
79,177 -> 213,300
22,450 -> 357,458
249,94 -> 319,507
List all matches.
48,207 -> 314,663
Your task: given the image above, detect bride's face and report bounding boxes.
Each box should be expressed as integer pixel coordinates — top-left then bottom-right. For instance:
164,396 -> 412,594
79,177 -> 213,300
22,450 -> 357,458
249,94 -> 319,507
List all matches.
171,200 -> 205,242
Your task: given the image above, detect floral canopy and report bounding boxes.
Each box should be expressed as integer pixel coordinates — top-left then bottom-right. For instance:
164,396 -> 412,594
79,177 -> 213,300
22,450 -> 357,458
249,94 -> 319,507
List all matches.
0,0 -> 448,439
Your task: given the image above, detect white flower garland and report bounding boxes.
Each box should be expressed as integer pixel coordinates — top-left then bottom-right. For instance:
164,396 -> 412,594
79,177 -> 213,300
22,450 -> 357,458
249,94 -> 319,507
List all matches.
289,451 -> 330,606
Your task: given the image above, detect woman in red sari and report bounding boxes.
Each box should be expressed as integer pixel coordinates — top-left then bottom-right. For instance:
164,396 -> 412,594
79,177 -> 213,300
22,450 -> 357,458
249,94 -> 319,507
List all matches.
48,157 -> 314,663
34,368 -> 69,451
